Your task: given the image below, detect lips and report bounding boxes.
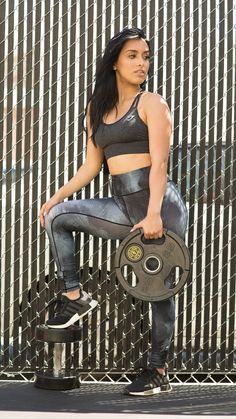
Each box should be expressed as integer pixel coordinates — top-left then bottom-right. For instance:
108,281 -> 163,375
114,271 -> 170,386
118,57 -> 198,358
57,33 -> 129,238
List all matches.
134,70 -> 146,76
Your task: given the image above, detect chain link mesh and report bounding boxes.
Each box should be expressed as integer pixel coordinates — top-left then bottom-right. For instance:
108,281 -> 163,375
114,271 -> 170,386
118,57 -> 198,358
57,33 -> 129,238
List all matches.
0,0 -> 235,383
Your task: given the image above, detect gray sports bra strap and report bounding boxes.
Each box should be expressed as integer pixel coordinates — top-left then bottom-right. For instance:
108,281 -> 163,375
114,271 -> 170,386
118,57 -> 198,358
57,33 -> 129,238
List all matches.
132,91 -> 143,108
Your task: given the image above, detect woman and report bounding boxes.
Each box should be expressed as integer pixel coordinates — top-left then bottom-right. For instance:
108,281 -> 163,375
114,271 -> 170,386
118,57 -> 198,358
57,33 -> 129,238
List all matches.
40,28 -> 188,396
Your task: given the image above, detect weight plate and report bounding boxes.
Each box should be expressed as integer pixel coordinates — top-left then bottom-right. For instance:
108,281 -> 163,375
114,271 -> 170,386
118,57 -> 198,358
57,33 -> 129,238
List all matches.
34,370 -> 80,390
35,325 -> 82,343
115,228 -> 191,302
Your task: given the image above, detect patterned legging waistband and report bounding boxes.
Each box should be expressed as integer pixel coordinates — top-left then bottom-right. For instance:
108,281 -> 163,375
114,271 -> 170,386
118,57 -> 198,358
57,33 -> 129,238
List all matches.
111,165 -> 151,196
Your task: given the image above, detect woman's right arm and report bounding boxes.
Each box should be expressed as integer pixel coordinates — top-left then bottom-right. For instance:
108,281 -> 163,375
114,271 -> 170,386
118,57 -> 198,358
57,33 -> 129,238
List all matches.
40,108 -> 104,226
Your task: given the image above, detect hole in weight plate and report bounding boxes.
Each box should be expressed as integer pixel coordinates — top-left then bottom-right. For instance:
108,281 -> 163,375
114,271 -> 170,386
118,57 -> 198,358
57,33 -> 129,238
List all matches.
144,256 -> 160,273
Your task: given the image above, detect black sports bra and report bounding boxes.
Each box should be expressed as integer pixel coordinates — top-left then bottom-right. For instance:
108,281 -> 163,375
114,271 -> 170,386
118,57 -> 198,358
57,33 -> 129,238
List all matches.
95,92 -> 149,159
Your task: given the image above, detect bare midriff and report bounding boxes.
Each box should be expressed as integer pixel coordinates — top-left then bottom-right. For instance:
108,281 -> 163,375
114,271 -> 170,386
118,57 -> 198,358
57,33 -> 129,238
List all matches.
107,153 -> 151,175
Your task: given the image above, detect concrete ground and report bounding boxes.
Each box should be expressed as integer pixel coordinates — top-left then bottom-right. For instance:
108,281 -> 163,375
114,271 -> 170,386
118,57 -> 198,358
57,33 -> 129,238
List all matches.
0,382 -> 235,418
0,415 -> 234,419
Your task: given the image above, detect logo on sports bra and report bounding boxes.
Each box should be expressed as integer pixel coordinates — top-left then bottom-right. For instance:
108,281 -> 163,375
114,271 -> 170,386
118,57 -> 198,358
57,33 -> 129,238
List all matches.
126,114 -> 135,121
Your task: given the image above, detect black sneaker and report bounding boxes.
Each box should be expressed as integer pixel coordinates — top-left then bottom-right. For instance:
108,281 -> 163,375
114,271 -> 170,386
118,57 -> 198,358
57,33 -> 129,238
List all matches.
46,291 -> 98,328
124,368 -> 172,396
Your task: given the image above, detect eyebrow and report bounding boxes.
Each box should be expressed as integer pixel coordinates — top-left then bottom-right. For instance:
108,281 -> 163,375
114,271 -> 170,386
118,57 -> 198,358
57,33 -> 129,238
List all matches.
125,49 -> 150,53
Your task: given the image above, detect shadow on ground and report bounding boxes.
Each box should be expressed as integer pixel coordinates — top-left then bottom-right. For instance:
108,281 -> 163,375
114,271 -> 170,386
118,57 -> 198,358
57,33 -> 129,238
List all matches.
0,383 -> 235,415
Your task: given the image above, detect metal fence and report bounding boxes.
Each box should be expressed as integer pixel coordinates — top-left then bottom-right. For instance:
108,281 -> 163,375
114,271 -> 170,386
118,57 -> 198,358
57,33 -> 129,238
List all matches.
0,0 -> 235,383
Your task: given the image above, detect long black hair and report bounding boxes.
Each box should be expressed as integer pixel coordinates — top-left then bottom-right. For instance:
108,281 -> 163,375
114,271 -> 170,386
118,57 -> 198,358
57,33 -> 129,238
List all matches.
85,27 -> 150,145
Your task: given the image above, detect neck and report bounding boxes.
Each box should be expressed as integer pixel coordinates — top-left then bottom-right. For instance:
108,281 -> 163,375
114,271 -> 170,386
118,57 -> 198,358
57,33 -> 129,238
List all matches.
116,81 -> 141,105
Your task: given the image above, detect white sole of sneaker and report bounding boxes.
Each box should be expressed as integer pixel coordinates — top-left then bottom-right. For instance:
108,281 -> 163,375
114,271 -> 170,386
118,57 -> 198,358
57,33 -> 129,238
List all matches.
47,299 -> 98,329
125,386 -> 172,396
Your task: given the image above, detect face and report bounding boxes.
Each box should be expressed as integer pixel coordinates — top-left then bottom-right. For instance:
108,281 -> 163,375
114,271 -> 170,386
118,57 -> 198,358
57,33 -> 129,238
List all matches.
114,38 -> 150,85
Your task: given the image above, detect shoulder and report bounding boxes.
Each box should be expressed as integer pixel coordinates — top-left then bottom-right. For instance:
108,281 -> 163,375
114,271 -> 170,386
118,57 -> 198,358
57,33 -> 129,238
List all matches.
139,92 -> 172,129
141,91 -> 171,115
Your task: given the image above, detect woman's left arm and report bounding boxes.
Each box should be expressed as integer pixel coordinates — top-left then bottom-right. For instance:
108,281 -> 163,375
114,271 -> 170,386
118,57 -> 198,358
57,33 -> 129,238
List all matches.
131,94 -> 172,239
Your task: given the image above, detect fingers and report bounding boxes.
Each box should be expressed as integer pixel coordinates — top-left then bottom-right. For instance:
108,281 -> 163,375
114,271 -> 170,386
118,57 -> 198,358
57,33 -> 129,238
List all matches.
130,219 -> 164,239
130,227 -> 163,239
130,224 -> 141,233
39,208 -> 45,227
143,228 -> 164,240
130,226 -> 163,239
39,198 -> 59,227
146,231 -> 163,239
39,203 -> 48,228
